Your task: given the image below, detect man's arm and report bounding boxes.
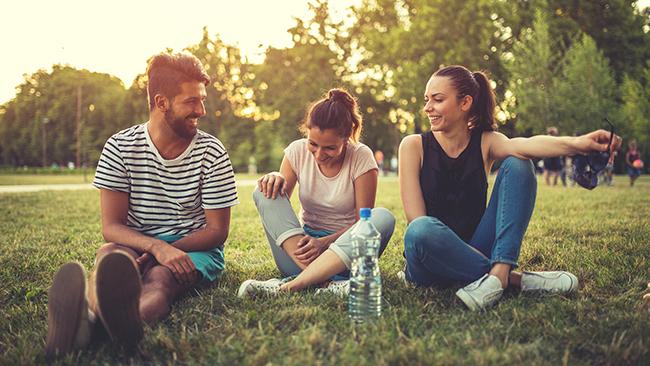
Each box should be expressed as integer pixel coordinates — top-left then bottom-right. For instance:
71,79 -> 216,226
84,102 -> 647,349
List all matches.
100,188 -> 166,252
100,189 -> 198,284
171,207 -> 231,252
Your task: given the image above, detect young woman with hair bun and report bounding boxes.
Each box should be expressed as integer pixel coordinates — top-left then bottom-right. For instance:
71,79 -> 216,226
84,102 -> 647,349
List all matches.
399,65 -> 622,310
239,88 -> 395,297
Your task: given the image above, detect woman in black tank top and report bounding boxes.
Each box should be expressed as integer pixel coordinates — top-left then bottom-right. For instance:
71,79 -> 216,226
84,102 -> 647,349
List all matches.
399,65 -> 622,311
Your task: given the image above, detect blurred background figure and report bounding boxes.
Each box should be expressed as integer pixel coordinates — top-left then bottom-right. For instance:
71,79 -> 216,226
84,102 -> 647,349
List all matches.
374,149 -> 385,176
626,140 -> 643,187
542,127 -> 565,186
601,149 -> 617,186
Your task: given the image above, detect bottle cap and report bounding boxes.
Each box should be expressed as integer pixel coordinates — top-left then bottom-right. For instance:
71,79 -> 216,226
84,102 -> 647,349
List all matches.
359,208 -> 371,218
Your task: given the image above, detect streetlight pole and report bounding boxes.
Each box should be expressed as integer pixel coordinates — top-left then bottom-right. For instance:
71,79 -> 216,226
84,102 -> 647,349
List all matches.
75,85 -> 82,168
42,117 -> 50,167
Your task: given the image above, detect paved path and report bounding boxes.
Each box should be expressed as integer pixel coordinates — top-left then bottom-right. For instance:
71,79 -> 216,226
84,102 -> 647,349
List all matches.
0,179 -> 258,193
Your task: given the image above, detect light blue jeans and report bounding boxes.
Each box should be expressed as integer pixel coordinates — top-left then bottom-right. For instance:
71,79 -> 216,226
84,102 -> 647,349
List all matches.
404,157 -> 537,287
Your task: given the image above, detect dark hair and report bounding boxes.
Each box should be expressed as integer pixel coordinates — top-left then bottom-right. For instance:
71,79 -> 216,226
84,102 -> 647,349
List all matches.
300,88 -> 363,143
433,65 -> 497,131
146,52 -> 210,111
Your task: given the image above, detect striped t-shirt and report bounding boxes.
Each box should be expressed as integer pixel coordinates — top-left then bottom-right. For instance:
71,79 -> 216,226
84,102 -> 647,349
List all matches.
93,122 -> 239,238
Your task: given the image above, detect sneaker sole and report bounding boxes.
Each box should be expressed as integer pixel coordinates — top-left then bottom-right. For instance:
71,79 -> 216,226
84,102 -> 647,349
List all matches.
46,262 -> 86,358
237,280 -> 255,298
455,288 -> 481,311
95,251 -> 143,347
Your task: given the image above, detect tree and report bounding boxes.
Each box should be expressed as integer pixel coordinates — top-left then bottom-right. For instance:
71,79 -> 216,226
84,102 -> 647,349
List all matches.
547,0 -> 650,82
185,28 -> 258,171
250,0 -> 343,171
349,0 -> 511,134
553,34 -> 618,135
621,62 -> 650,159
0,66 -> 128,167
506,8 -> 560,134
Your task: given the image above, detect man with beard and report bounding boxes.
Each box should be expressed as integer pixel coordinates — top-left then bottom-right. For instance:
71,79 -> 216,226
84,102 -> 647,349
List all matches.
45,52 -> 238,358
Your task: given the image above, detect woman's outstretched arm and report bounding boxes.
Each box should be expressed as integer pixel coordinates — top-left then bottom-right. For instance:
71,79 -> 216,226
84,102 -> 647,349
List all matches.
485,130 -> 622,164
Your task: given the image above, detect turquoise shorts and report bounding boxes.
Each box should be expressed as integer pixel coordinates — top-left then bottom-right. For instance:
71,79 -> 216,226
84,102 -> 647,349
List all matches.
303,225 -> 335,238
156,234 -> 225,284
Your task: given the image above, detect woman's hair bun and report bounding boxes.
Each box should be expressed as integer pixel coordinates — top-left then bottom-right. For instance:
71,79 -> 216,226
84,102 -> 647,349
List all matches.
327,88 -> 353,105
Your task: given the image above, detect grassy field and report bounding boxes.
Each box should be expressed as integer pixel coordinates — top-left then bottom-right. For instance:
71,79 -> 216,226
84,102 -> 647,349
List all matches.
0,176 -> 649,365
0,173 -> 261,186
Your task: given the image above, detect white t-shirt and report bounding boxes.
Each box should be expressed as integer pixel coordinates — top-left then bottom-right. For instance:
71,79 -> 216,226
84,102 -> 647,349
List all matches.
284,139 -> 378,232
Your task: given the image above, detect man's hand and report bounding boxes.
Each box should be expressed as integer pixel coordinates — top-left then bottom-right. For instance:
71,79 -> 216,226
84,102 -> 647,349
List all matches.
294,236 -> 329,265
150,242 -> 197,285
135,252 -> 153,271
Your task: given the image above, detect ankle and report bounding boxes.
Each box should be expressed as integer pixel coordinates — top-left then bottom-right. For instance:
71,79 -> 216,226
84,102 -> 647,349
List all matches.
280,280 -> 300,292
489,264 -> 512,289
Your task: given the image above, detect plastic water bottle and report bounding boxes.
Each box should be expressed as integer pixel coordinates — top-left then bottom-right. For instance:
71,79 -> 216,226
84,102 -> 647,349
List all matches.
349,207 -> 382,324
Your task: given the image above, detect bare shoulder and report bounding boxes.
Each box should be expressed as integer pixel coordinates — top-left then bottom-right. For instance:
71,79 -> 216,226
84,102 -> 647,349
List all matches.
482,130 -> 510,151
399,134 -> 423,169
400,134 -> 423,151
482,130 -> 509,143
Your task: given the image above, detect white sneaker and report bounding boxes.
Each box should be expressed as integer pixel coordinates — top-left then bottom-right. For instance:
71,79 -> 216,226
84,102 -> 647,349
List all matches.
455,274 -> 504,311
237,278 -> 285,298
521,271 -> 579,294
396,270 -> 412,287
315,280 -> 350,297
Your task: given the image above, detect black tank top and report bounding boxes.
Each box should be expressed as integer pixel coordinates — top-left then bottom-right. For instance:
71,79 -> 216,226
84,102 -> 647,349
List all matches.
419,130 -> 488,242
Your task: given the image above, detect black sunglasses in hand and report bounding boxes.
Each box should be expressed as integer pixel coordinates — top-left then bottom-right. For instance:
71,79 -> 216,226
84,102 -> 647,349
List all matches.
572,118 -> 615,190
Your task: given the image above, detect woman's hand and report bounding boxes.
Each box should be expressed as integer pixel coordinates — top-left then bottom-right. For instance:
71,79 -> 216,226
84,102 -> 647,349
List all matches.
574,129 -> 622,160
258,172 -> 287,199
294,236 -> 329,265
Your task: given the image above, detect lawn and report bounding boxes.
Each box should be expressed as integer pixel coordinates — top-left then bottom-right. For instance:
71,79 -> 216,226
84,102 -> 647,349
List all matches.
0,173 -> 261,186
0,176 -> 648,365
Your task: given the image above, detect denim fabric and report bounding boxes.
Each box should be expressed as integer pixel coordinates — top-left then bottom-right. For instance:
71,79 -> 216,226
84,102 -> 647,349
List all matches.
404,156 -> 537,287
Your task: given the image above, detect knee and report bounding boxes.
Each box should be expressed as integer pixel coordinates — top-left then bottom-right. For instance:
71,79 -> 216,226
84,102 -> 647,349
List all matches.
404,216 -> 447,256
252,187 -> 266,205
96,242 -> 125,258
252,186 -> 280,210
143,266 -> 176,290
371,207 -> 396,232
502,156 -> 535,181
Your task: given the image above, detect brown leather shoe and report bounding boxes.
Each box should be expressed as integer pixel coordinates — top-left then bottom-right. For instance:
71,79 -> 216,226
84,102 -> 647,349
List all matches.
46,262 -> 89,358
95,251 -> 144,348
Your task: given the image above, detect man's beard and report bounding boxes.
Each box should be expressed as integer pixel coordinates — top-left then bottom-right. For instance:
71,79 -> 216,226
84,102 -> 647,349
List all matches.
164,108 -> 200,139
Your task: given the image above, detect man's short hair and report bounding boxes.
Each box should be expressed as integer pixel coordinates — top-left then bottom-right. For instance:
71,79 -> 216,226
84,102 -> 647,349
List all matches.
146,52 -> 210,111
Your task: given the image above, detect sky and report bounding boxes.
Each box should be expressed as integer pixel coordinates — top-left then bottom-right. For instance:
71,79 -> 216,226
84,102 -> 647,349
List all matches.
1,0 -> 648,105
0,0 -> 356,104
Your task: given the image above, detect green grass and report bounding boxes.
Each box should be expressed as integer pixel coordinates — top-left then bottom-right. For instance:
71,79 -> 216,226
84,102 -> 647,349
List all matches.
1,176 -> 649,365
0,173 -> 260,186
0,174 -> 95,185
